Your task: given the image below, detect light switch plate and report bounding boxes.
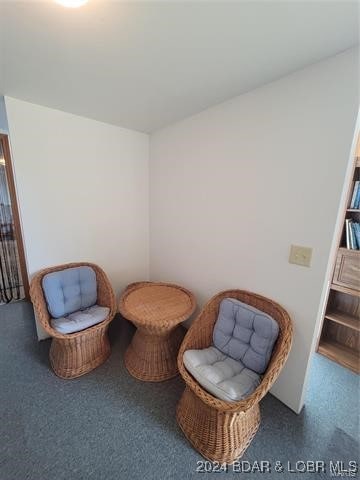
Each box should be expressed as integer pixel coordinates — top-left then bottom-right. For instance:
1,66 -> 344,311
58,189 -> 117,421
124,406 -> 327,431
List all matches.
289,245 -> 312,267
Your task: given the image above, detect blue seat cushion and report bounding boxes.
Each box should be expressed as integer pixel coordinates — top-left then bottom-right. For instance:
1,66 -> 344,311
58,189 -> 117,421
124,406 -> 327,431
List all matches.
184,346 -> 260,402
42,266 -> 97,319
51,305 -> 110,334
213,298 -> 279,375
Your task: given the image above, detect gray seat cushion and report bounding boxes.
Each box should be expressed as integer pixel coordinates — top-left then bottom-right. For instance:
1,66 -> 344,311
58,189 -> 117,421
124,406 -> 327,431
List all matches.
213,298 -> 279,374
183,346 -> 260,402
42,266 -> 97,319
51,305 -> 110,334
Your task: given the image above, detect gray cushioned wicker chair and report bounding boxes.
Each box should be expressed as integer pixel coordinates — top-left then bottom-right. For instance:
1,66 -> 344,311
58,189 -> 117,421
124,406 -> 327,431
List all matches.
30,262 -> 116,379
176,289 -> 293,463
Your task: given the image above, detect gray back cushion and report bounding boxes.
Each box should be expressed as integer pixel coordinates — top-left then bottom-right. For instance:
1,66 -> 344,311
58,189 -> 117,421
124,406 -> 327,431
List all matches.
213,298 -> 279,374
42,266 -> 97,319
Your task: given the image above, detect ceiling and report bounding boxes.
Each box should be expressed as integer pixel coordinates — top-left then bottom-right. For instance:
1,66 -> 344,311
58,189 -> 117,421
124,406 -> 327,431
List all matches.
0,1 -> 359,133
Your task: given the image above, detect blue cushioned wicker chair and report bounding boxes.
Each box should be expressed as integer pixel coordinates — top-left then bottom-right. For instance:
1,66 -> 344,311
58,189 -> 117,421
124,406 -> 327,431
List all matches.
176,289 -> 293,463
30,262 -> 116,379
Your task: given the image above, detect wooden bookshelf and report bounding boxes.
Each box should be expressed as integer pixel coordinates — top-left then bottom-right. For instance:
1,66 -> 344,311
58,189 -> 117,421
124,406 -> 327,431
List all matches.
317,141 -> 360,373
325,310 -> 360,332
330,282 -> 360,297
318,339 -> 359,373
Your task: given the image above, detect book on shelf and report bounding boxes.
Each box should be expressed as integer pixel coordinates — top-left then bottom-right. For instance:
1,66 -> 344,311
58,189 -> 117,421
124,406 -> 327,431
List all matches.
346,219 -> 351,249
354,183 -> 360,209
350,222 -> 357,249
353,222 -> 360,249
350,221 -> 356,249
349,180 -> 360,209
345,219 -> 360,249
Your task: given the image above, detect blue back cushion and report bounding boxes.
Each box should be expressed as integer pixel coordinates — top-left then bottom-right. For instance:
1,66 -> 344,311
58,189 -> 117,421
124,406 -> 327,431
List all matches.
213,298 -> 279,374
42,266 -> 97,319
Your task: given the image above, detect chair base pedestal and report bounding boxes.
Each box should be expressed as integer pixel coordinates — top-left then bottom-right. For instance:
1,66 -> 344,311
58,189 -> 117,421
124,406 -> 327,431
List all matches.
49,325 -> 111,379
124,326 -> 185,382
176,386 -> 260,464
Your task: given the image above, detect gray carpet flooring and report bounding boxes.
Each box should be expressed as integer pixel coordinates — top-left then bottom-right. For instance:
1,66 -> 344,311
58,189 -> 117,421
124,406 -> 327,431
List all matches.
0,300 -> 359,480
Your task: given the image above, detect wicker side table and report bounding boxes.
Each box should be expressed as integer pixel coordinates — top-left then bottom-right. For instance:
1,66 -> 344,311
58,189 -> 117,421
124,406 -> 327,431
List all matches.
119,282 -> 196,382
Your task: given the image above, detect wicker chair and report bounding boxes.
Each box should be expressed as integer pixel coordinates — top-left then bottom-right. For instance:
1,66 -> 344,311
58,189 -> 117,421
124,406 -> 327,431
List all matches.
176,289 -> 293,463
30,262 -> 116,379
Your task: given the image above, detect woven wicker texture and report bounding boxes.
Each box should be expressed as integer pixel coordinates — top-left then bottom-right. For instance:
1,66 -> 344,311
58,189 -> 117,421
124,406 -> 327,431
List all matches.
120,283 -> 195,330
176,289 -> 293,463
30,262 -> 116,379
119,282 -> 196,381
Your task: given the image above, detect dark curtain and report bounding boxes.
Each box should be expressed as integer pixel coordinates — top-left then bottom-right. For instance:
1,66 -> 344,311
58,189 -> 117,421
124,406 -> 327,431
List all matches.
0,162 -> 23,303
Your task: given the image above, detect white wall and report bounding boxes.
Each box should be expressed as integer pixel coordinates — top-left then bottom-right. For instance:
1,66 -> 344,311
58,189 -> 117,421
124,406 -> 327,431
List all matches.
149,49 -> 359,413
5,97 -> 149,333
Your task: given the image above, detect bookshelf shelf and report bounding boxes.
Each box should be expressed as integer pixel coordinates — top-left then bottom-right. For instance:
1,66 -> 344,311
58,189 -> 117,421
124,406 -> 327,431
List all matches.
330,283 -> 360,297
317,138 -> 360,373
324,310 -> 360,332
318,339 -> 359,373
338,246 -> 360,253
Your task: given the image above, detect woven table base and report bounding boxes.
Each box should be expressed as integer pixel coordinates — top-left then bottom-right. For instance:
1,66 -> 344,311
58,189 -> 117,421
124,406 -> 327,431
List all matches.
49,326 -> 111,379
176,386 -> 261,464
124,326 -> 185,382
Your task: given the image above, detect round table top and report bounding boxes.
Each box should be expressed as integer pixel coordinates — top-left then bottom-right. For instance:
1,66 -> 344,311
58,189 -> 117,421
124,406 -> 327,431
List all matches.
119,282 -> 196,330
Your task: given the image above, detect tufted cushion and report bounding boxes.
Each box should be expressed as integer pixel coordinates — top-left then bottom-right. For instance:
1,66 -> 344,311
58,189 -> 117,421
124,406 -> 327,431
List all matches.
184,346 -> 260,402
213,298 -> 279,374
51,305 -> 109,334
42,266 -> 97,319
